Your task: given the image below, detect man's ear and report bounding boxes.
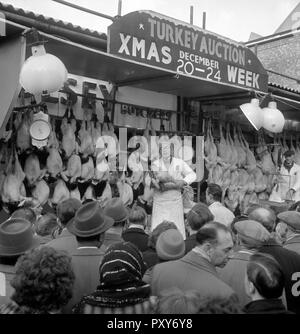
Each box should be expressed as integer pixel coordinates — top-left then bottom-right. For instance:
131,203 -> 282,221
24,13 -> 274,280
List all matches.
202,242 -> 212,255
249,281 -> 256,294
245,274 -> 255,296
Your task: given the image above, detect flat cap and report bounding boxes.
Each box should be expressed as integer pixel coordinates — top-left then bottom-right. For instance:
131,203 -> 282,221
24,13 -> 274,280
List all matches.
277,211 -> 300,232
234,220 -> 271,246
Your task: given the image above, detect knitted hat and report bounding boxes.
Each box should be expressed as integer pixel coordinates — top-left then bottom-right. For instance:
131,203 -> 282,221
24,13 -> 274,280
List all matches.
99,242 -> 147,286
80,242 -> 150,308
156,229 -> 185,260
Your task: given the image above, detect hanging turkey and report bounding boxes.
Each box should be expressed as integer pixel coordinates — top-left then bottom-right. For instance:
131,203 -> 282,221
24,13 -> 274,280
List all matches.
79,109 -> 94,157
61,154 -> 82,184
51,179 -> 70,205
46,118 -> 63,178
1,148 -> 28,203
24,153 -> 45,186
61,105 -> 77,158
15,109 -> 33,154
32,179 -> 50,207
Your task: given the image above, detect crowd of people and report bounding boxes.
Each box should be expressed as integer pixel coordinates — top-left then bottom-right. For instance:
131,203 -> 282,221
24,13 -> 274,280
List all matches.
0,175 -> 300,314
0,139 -> 299,314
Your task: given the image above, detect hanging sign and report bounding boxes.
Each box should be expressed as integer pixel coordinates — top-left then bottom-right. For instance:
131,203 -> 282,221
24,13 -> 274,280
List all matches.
108,11 -> 268,92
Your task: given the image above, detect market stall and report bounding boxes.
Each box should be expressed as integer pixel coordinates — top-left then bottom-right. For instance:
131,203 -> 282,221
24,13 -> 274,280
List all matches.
0,6 -> 273,215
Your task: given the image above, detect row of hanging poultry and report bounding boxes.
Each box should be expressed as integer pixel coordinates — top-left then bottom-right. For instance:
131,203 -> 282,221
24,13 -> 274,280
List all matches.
0,106 -> 167,209
204,118 -> 300,213
0,107 -> 124,208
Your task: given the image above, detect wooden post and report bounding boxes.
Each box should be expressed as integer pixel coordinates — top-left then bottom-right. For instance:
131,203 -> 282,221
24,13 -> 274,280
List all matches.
190,6 -> 194,25
117,0 -> 122,17
203,12 -> 206,29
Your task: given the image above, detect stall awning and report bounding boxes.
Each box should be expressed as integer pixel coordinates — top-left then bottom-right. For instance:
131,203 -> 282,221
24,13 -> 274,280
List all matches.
38,30 -> 267,98
3,8 -> 269,99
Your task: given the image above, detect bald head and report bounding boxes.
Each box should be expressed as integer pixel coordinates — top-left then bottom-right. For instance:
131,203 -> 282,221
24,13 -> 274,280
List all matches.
248,207 -> 276,233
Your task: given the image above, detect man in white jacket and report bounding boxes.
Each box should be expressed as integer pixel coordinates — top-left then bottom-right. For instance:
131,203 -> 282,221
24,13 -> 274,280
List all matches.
270,150 -> 300,202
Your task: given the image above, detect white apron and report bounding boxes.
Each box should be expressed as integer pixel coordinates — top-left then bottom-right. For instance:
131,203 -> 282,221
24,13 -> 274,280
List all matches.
269,163 -> 300,202
151,188 -> 186,239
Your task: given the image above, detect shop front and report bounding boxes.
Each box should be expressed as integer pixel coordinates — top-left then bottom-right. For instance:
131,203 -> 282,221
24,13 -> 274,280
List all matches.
0,6 -> 270,213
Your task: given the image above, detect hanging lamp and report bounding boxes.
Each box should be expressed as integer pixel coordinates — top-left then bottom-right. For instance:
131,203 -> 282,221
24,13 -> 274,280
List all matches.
262,101 -> 285,133
240,98 -> 264,131
19,29 -> 68,95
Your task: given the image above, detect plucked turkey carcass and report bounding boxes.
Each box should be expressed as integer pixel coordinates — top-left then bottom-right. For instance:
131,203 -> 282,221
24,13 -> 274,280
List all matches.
61,117 -> 77,158
61,154 -> 82,183
79,111 -> 94,157
2,149 -> 27,203
32,180 -> 50,206
234,126 -> 246,168
16,110 -> 32,153
24,154 -> 44,185
47,121 -> 63,178
91,118 -> 102,158
47,118 -> 60,149
209,164 -> 223,187
220,167 -> 232,193
118,181 -> 133,207
217,123 -> 231,164
81,156 -> 95,181
251,167 -> 267,193
238,127 -> 256,172
271,135 -> 281,168
246,173 -> 256,194
96,182 -> 112,208
47,148 -> 63,178
226,123 -> 238,169
94,152 -> 110,182
52,179 -> 70,204
148,118 -> 159,162
70,187 -> 81,201
204,119 -> 224,184
204,118 -> 218,165
256,133 -> 275,175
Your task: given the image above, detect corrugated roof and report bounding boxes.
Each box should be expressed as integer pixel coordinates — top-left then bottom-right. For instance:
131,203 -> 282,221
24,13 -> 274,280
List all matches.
0,1 -> 107,40
268,82 -> 300,94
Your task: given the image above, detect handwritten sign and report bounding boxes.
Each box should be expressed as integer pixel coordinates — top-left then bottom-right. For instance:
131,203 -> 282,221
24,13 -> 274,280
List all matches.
108,11 -> 268,92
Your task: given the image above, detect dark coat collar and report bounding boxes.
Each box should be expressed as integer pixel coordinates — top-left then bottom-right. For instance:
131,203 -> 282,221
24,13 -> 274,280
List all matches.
244,299 -> 292,314
122,227 -> 147,235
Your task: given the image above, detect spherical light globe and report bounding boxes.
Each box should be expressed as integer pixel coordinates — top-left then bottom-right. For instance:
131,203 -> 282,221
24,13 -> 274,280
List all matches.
240,98 -> 264,131
262,102 -> 285,133
20,45 -> 68,95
